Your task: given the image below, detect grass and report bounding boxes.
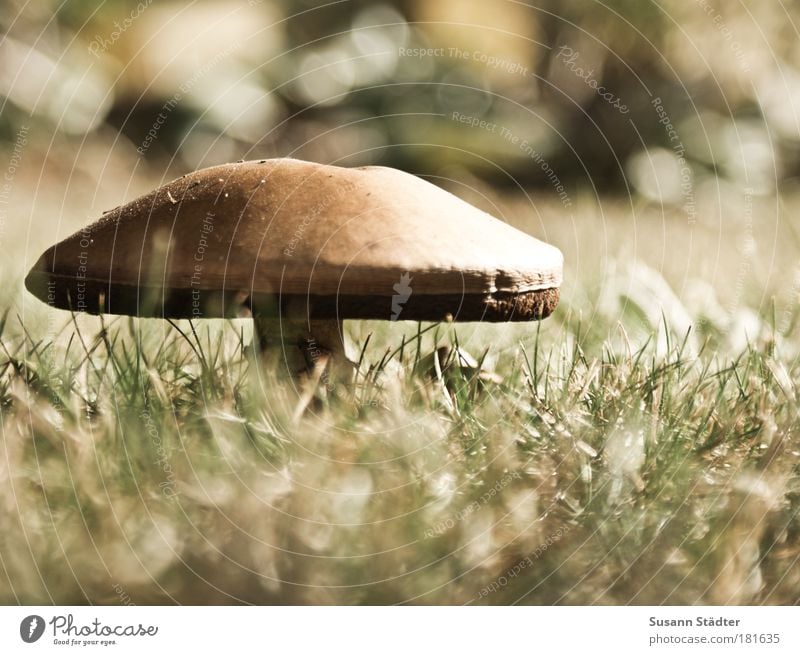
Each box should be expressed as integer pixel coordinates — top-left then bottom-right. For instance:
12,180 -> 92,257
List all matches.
1,275 -> 798,605
2,168 -> 799,604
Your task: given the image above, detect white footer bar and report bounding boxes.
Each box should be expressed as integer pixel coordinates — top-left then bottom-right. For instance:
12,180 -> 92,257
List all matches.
1,606 -> 797,654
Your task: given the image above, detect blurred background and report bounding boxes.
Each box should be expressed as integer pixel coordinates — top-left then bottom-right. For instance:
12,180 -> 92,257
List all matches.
1,0 -> 799,349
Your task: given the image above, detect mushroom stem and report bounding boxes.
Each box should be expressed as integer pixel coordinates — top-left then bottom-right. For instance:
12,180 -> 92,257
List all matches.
254,317 -> 355,385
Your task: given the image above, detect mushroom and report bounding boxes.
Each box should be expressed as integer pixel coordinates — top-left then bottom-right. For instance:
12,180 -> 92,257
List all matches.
25,158 -> 562,381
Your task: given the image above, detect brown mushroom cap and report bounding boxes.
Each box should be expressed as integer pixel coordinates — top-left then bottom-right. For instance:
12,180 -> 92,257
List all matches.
25,159 -> 562,322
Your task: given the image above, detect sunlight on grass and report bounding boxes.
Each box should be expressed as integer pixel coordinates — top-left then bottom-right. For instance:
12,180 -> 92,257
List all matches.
1,258 -> 798,604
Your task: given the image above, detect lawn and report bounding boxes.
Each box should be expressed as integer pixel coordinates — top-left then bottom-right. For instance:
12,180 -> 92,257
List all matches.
1,179 -> 799,605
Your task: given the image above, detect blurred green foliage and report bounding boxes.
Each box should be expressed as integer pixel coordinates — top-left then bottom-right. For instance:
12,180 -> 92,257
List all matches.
1,0 -> 798,200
